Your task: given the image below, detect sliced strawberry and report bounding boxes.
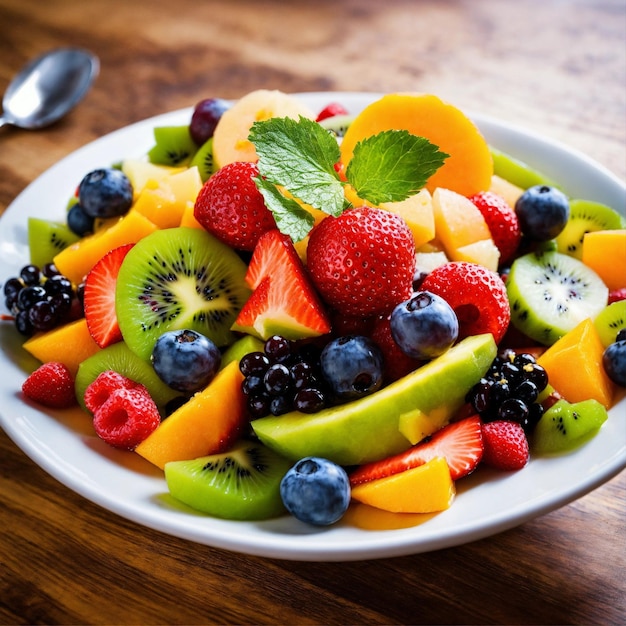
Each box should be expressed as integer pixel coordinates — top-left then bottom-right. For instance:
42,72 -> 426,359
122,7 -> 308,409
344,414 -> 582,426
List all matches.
481,420 -> 529,471
608,287 -> 626,304
315,102 -> 349,122
349,415 -> 484,486
22,362 -> 77,409
232,229 -> 331,340
83,243 -> 134,348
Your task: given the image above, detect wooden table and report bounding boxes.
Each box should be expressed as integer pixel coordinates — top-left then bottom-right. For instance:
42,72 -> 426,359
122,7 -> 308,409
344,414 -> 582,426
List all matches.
1,0 -> 624,623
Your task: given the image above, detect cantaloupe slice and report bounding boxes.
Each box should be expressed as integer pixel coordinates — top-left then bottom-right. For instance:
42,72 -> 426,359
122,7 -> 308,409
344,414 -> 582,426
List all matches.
22,318 -> 101,377
582,229 -> 626,291
538,318 -> 615,408
340,93 -> 493,197
212,89 -> 315,168
53,210 -> 158,284
134,361 -> 247,469
350,456 -> 455,513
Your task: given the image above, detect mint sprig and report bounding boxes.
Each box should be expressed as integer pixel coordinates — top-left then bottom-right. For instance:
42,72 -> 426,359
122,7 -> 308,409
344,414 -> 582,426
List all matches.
249,116 -> 448,241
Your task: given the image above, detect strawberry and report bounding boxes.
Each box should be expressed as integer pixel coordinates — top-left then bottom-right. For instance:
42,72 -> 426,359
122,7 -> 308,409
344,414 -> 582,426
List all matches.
232,229 -> 331,340
83,243 -> 134,348
306,206 -> 415,317
22,362 -> 77,409
315,102 -> 349,122
193,161 -> 276,251
349,415 -> 484,486
92,387 -> 160,450
481,420 -> 529,470
420,261 -> 510,344
608,287 -> 626,304
469,191 -> 521,265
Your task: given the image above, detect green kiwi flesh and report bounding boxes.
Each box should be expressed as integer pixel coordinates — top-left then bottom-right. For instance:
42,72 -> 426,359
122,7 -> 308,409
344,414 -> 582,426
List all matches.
594,300 -> 626,348
532,398 -> 608,454
115,227 -> 251,360
75,341 -> 182,412
220,334 -> 264,371
28,217 -> 80,268
189,137 -> 216,182
164,440 -> 292,520
555,199 -> 626,259
319,114 -> 355,139
506,250 -> 608,346
490,147 -> 560,190
148,126 -> 198,166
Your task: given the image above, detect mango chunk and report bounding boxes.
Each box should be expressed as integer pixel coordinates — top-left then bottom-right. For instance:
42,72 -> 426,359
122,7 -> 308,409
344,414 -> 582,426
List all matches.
582,229 -> 626,291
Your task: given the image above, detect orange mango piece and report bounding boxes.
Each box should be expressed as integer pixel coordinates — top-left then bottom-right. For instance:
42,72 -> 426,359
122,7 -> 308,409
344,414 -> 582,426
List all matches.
135,361 -> 247,469
582,229 -> 626,291
350,456 -> 455,513
340,93 -> 493,197
22,318 -> 101,377
538,318 -> 615,408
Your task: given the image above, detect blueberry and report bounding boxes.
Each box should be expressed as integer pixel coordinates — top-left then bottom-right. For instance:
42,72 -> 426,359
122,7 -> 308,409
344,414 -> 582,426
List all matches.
390,291 -> 459,360
280,457 -> 351,526
514,185 -> 570,241
67,203 -> 95,236
78,168 -> 133,218
603,340 -> 626,387
151,329 -> 221,392
320,335 -> 383,401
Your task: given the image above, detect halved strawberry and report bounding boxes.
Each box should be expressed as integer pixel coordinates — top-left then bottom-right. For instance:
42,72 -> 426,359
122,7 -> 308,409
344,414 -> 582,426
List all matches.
83,243 -> 134,348
231,229 -> 331,340
349,415 -> 484,486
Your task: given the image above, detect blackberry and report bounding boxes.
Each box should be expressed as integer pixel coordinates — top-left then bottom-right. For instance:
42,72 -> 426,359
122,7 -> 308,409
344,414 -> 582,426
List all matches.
467,349 -> 549,435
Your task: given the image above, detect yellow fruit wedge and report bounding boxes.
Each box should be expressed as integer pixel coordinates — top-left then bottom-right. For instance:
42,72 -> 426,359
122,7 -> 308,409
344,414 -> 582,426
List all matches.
489,174 -> 524,208
454,239 -> 500,272
121,159 -> 186,196
135,361 -> 247,469
350,456 -> 455,513
22,318 -> 101,377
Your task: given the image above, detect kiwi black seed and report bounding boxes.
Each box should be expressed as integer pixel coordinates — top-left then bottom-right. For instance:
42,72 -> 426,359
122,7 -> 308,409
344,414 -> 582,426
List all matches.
27,217 -> 80,268
164,440 -> 292,520
319,114 -> 355,139
555,199 -> 625,259
115,227 -> 251,361
147,125 -> 198,166
506,250 -> 608,346
189,137 -> 216,182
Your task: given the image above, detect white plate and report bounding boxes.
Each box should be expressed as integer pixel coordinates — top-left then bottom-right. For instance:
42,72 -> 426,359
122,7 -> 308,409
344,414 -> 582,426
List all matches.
1,92 -> 625,561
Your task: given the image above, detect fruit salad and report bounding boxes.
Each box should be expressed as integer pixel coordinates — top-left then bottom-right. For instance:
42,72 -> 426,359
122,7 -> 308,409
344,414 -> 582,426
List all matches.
2,89 -> 625,530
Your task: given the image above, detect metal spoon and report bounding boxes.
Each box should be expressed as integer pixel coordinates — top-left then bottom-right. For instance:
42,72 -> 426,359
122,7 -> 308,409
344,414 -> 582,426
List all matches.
0,48 -> 99,130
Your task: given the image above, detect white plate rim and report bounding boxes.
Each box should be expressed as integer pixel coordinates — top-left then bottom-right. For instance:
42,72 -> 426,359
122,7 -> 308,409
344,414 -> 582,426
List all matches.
0,91 -> 624,561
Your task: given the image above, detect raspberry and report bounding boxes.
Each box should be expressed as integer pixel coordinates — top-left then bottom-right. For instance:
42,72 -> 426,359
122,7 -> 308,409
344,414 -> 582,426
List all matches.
92,387 -> 160,449
608,288 -> 626,304
420,261 -> 510,344
193,161 -> 276,251
22,362 -> 77,409
84,370 -> 146,414
469,191 -> 522,265
481,420 -> 529,471
307,206 -> 415,317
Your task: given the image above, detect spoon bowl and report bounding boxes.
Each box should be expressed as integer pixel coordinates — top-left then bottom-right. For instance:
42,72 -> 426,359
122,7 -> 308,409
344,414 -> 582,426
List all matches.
1,48 -> 99,130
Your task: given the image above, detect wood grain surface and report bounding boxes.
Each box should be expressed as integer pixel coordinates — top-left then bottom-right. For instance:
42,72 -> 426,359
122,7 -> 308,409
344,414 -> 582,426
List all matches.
1,0 -> 624,624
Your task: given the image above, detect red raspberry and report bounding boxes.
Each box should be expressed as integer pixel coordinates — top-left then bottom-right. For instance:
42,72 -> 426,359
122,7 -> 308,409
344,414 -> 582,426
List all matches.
315,102 -> 349,122
84,370 -> 146,414
193,161 -> 276,251
420,261 -> 510,344
609,288 -> 626,304
92,387 -> 160,449
22,362 -> 77,409
307,206 -> 415,317
469,191 -> 521,265
481,420 -> 529,471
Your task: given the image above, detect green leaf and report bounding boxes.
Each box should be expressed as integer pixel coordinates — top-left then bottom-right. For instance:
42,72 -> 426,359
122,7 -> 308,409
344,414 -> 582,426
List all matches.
253,176 -> 314,242
346,130 -> 449,205
249,116 -> 345,217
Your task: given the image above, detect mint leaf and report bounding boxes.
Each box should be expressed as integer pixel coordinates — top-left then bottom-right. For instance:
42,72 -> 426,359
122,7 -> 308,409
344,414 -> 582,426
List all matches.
253,175 -> 314,242
346,130 -> 448,205
249,116 -> 345,217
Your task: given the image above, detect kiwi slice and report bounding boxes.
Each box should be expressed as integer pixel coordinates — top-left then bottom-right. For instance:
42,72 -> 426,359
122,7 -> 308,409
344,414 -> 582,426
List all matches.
490,147 -> 560,190
319,114 -> 355,139
75,341 -> 182,412
28,217 -> 80,268
533,398 -> 608,454
115,227 -> 251,361
506,250 -> 608,346
164,440 -> 292,520
594,300 -> 626,348
189,137 -> 216,182
555,199 -> 626,259
147,126 -> 198,166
